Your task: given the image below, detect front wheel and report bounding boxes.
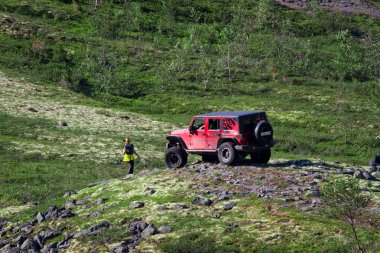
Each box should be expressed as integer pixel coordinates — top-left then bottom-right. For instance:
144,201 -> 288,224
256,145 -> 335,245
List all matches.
218,142 -> 236,165
250,148 -> 271,164
165,147 -> 187,168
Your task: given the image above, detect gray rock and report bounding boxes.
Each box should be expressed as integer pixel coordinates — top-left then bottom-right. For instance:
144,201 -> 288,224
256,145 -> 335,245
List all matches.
146,187 -> 156,195
41,242 -> 58,253
89,222 -> 110,233
129,201 -> 144,209
84,211 -> 102,218
63,199 -> 76,209
12,235 -> 27,246
212,212 -> 221,219
59,209 -> 75,219
0,227 -> 12,237
192,197 -> 213,206
363,171 -> 376,181
353,170 -> 365,179
45,205 -> 58,220
28,107 -> 38,112
63,190 -> 77,197
36,212 -> 45,224
0,220 -> 7,230
141,225 -> 156,238
76,195 -> 91,205
128,220 -> 148,234
157,226 -> 171,234
40,229 -> 63,243
56,233 -> 74,249
20,238 -> 40,251
34,235 -> 44,248
157,205 -> 167,211
368,166 -> 378,173
113,244 -> 129,253
96,198 -> 107,205
224,202 -> 236,211
74,221 -> 110,238
173,204 -> 188,210
0,239 -> 10,248
311,174 -> 322,180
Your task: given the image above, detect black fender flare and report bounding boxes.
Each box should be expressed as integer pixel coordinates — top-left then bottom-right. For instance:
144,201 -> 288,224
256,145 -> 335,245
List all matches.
217,138 -> 237,149
166,136 -> 187,149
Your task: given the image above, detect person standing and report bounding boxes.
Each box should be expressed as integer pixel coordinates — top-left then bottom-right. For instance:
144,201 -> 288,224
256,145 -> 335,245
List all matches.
123,137 -> 140,174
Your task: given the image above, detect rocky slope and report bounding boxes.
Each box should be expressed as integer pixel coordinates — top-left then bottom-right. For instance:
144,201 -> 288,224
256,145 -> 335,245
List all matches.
1,159 -> 380,252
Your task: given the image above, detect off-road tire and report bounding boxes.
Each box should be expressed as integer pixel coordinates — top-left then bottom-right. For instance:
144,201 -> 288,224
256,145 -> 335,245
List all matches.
165,147 -> 187,169
218,142 -> 236,165
202,154 -> 218,163
250,148 -> 271,164
254,121 -> 273,145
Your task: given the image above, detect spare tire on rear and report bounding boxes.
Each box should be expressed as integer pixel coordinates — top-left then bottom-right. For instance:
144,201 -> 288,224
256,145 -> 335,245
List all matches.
254,120 -> 273,145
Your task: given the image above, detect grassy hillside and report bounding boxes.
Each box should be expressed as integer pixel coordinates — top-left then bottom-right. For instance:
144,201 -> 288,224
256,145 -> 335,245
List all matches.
0,0 -> 379,165
0,71 -> 173,207
0,1 -> 380,252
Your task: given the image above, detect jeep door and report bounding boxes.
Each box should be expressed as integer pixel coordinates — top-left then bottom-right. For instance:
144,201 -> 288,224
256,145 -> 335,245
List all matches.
188,117 -> 207,150
205,118 -> 221,150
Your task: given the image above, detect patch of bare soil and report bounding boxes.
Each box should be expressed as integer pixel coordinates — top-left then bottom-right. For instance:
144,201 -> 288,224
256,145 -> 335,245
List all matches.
276,0 -> 380,19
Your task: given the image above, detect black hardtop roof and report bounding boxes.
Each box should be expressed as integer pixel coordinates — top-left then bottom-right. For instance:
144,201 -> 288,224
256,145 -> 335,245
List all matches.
196,110 -> 264,118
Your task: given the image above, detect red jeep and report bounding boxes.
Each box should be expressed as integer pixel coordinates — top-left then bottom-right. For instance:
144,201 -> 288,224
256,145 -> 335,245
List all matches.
165,111 -> 274,168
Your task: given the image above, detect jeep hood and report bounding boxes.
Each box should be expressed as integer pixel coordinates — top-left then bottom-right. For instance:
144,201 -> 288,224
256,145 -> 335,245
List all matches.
170,128 -> 189,135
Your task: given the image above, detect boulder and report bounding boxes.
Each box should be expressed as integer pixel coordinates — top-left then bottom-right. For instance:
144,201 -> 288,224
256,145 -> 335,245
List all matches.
157,226 -> 171,234
20,238 -> 40,251
141,225 -> 157,238
353,170 -> 365,179
129,220 -> 148,234
83,211 -> 102,218
37,212 -> 45,223
173,204 -> 188,210
129,201 -> 144,209
95,198 -> 107,205
63,199 -> 76,209
192,197 -> 213,206
0,220 -> 7,230
74,221 -> 110,238
363,171 -> 376,181
224,202 -> 236,211
212,212 -> 221,219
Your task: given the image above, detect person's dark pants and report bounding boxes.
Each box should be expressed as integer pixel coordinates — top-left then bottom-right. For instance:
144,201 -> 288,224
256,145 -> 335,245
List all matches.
128,160 -> 134,174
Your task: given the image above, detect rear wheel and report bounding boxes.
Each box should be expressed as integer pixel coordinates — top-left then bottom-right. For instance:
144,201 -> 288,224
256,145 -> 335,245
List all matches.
218,142 -> 236,165
250,148 -> 271,164
165,147 -> 187,168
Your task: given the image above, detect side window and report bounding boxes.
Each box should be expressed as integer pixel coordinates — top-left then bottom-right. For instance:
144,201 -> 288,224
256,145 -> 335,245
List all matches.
223,118 -> 237,130
208,118 -> 220,130
192,118 -> 205,130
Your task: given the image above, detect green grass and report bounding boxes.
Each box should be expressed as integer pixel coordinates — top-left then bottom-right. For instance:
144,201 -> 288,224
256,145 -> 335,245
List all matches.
0,1 -> 379,251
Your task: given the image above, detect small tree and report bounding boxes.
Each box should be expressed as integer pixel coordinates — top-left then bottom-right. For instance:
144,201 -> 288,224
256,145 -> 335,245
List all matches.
322,177 -> 372,253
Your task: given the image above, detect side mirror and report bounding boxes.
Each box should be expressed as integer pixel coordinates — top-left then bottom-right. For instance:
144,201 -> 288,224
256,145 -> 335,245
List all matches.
189,125 -> 195,132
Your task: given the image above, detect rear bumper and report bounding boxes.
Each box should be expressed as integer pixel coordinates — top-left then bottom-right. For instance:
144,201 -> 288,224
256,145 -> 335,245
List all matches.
235,141 -> 275,153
